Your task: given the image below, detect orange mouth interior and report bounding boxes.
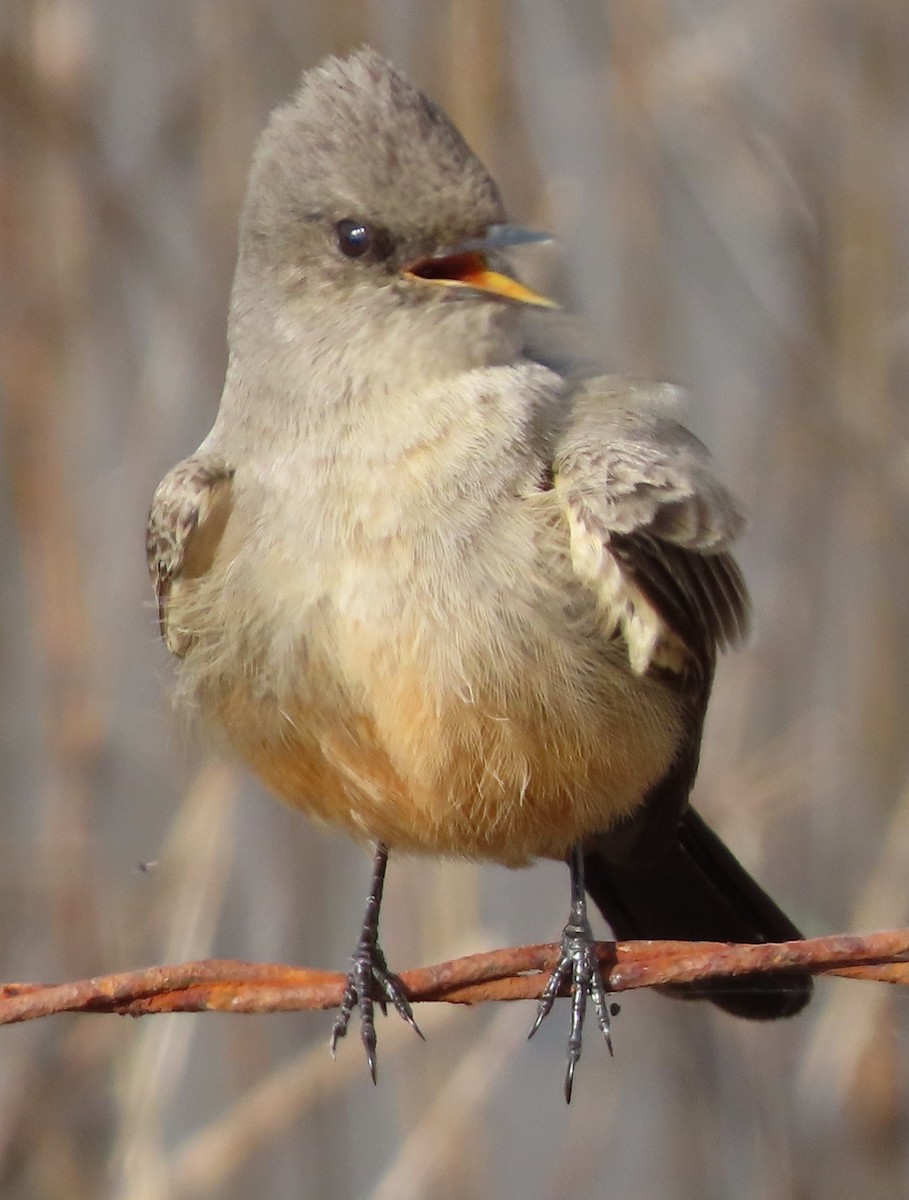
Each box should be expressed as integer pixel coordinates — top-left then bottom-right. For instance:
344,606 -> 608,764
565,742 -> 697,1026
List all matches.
404,251 -> 556,307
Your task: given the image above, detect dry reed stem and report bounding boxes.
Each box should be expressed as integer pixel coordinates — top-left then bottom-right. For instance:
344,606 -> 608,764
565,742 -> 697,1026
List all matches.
167,1005 -> 461,1199
367,1005 -> 527,1200
0,929 -> 905,1025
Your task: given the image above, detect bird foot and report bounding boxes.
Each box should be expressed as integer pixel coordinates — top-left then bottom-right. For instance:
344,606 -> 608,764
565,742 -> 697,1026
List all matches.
330,937 -> 423,1083
330,842 -> 423,1083
528,915 -> 614,1102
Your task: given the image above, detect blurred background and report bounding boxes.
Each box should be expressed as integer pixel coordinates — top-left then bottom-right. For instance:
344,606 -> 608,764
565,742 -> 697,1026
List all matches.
2,1 -> 909,1197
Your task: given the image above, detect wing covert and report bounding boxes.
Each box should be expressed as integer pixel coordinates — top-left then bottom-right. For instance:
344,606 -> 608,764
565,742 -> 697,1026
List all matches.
553,378 -> 750,675
146,457 -> 234,656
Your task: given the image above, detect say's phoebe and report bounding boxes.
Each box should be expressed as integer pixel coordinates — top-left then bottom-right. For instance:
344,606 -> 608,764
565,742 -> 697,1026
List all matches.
147,48 -> 812,1099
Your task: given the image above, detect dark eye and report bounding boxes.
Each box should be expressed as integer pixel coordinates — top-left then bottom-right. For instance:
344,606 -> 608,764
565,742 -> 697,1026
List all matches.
335,219 -> 374,259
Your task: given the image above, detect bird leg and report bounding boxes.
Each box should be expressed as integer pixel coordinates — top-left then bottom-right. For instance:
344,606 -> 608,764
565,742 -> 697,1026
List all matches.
330,842 -> 423,1081
529,843 -> 614,1101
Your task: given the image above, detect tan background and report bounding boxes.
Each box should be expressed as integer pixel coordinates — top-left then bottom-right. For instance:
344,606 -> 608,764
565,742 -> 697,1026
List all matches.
2,1 -> 909,1197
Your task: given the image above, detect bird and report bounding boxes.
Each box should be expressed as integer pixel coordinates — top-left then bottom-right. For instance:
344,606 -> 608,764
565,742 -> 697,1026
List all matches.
147,47 -> 812,1101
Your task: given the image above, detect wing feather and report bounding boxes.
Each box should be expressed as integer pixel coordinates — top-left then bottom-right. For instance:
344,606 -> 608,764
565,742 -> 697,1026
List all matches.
554,378 -> 750,675
146,456 -> 234,656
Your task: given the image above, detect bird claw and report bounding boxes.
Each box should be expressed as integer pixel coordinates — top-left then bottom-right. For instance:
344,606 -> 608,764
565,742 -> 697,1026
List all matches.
529,918 -> 613,1103
329,843 -> 424,1083
330,940 -> 423,1083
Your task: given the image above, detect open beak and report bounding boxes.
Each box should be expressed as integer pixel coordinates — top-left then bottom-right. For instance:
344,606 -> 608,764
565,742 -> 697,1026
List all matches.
403,224 -> 557,308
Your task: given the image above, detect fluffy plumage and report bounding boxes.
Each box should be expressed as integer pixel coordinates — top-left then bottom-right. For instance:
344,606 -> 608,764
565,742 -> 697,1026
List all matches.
148,49 -> 810,1022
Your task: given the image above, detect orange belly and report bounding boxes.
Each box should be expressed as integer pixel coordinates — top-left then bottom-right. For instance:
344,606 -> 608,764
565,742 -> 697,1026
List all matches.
217,651 -> 684,866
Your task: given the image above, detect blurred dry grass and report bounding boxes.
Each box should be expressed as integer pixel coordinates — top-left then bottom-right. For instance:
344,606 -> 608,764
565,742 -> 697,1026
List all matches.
1,1 -> 908,1198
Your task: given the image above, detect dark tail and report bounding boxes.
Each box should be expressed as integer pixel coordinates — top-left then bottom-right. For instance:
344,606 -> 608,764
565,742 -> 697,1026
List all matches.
583,809 -> 813,1020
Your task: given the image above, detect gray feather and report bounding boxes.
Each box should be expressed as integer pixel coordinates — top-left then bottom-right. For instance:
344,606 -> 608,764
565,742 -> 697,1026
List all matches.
554,377 -> 750,670
146,457 -> 234,656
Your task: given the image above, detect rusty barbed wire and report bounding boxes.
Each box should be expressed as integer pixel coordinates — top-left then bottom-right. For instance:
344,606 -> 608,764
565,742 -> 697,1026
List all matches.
1,930 -> 906,1025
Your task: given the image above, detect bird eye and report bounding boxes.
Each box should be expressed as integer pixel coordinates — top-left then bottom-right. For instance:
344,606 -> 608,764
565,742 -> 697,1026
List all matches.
335,219 -> 374,259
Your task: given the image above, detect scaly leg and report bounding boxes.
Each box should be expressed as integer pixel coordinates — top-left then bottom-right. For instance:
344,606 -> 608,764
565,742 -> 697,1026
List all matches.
529,843 -> 614,1101
330,842 -> 423,1082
